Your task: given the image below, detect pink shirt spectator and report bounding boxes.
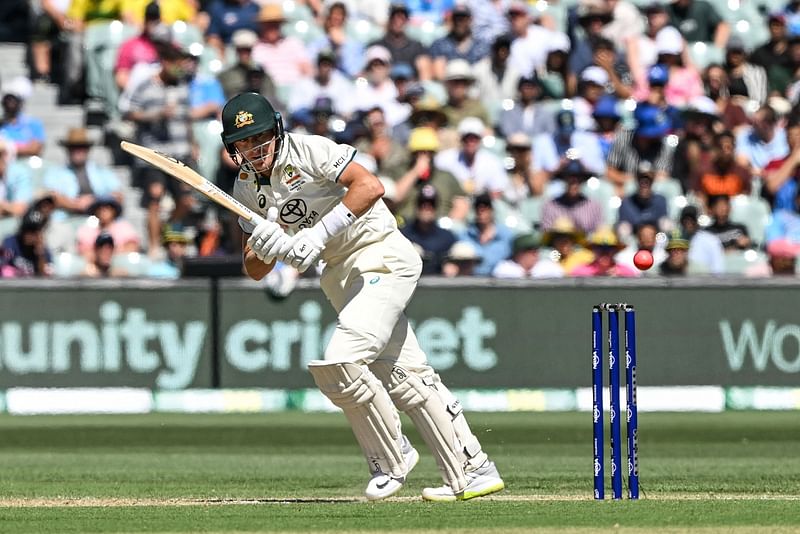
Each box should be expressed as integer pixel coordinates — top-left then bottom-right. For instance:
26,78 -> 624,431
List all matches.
571,262 -> 639,277
115,35 -> 158,74
252,37 -> 311,86
664,67 -> 703,108
77,221 -> 141,256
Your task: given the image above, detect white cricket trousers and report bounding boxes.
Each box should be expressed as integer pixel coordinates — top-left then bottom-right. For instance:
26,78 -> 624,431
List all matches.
319,230 -> 431,374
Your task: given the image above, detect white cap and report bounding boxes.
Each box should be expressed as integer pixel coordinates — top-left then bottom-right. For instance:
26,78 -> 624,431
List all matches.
232,29 -> 258,48
548,32 -> 571,53
444,59 -> 475,81
580,66 -> 609,86
2,76 -> 32,101
448,241 -> 482,261
364,45 -> 392,65
506,132 -> 532,148
457,116 -> 485,137
687,96 -> 718,116
655,26 -> 683,55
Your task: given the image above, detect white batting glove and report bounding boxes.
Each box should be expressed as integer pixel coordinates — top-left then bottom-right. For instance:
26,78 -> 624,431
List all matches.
281,228 -> 325,273
248,207 -> 290,263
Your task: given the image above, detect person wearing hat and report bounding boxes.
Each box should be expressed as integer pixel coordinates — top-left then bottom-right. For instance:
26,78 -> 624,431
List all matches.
627,2 -> 671,97
567,0 -> 614,78
0,77 -> 44,157
586,37 -> 633,100
220,91 -> 504,501
471,34 -> 520,110
369,3 -> 433,81
492,232 -> 564,278
618,169 -> 669,238
606,101 -> 676,196
435,116 -> 509,197
441,59 -> 491,129
114,1 -> 165,91
146,223 -> 191,279
395,126 -> 468,223
353,106 -> 410,179
541,159 -> 604,235
506,0 -> 555,79
0,137 -> 33,218
505,132 -> 537,202
498,73 -> 555,140
0,207 -> 52,278
592,94 -> 622,159
251,3 -> 313,86
307,0 -> 364,78
724,35 -> 767,106
43,128 -> 121,222
81,232 -> 123,278
400,184 -> 457,274
750,13 -> 793,95
666,0 -> 729,49
571,226 -> 638,277
571,65 -> 609,131
218,29 -> 282,107
678,204 -> 725,274
76,196 -> 141,259
429,3 -> 492,80
351,46 -> 400,119
540,215 -> 594,273
287,49 -> 356,122
206,0 -> 260,57
660,231 -> 690,276
442,240 -> 483,277
651,26 -> 703,108
457,192 -> 515,276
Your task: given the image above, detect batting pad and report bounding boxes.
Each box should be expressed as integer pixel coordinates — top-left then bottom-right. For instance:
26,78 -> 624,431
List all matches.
308,360 -> 407,478
372,363 -> 487,494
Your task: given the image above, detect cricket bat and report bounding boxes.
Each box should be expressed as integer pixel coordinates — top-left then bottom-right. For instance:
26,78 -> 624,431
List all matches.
120,141 -> 264,225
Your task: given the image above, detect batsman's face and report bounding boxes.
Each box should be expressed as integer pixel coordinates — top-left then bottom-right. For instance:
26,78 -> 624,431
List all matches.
234,130 -> 278,173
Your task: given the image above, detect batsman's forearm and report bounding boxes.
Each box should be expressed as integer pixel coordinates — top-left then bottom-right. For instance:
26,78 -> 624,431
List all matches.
242,240 -> 275,281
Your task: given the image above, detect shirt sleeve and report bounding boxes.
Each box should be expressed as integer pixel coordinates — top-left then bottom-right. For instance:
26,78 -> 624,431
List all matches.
232,175 -> 262,234
294,134 -> 357,183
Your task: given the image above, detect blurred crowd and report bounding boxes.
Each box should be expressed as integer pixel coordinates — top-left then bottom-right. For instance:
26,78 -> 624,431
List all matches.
3,0 -> 800,279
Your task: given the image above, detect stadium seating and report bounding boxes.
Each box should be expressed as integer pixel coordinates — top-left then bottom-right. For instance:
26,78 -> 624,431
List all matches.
730,194 -> 772,247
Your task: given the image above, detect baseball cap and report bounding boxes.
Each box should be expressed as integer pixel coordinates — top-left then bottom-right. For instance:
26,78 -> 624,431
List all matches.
680,205 -> 699,222
457,116 -> 484,138
592,95 -> 620,120
232,29 -> 258,49
727,34 -> 748,52
390,63 -> 414,80
512,233 -> 541,254
648,64 -> 669,86
20,209 -> 47,232
144,1 -> 161,21
506,132 -> 532,149
448,241 -> 482,262
389,2 -> 410,16
444,59 -> 475,81
417,184 -> 439,206
95,232 -> 115,248
634,103 -> 670,138
580,66 -> 609,86
547,32 -> 571,54
2,76 -> 32,101
655,26 -> 683,55
517,73 -> 541,87
452,2 -> 472,17
473,192 -> 493,209
364,45 -> 392,66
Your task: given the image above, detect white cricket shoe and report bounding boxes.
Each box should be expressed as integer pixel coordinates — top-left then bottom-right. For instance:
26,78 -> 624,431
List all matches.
364,438 -> 420,501
421,460 -> 504,502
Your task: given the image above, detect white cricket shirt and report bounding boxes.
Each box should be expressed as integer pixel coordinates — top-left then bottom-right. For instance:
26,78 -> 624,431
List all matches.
233,132 -> 397,265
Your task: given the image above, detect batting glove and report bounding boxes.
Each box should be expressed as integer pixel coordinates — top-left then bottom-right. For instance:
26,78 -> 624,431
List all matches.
248,207 -> 289,263
282,228 -> 325,273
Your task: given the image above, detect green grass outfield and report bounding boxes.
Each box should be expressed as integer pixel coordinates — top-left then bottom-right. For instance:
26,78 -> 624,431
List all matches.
0,411 -> 798,533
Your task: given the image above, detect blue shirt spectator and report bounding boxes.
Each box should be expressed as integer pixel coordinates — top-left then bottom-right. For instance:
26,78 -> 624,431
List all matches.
405,0 -> 455,24
0,158 -> 34,218
206,0 -> 260,48
1,77 -> 45,157
459,193 -> 515,276
429,4 -> 491,72
307,36 -> 365,79
189,75 -> 226,112
400,185 -> 457,274
766,209 -> 800,244
617,173 -> 669,232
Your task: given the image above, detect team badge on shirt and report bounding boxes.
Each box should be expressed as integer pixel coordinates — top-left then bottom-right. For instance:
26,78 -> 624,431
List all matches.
234,110 -> 254,129
282,163 -> 306,192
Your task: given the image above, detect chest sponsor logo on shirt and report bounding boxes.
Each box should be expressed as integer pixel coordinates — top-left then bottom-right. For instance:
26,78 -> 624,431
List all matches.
279,198 -> 319,228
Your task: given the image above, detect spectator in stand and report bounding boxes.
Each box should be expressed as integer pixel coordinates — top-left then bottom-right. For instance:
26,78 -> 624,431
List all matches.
736,105 -> 789,177
429,3 -> 491,80
751,13 -> 793,96
469,0 -> 514,47
616,220 -> 667,273
123,0 -> 198,26
679,205 -> 725,274
567,1 -> 613,83
617,170 -> 669,239
393,127 -> 468,224
643,64 -> 682,129
506,0 -> 553,78
504,132 -> 536,204
473,35 -> 520,110
696,131 -> 751,203
147,224 -> 190,279
435,117 -> 509,197
370,3 -> 432,81
457,193 -> 515,276
602,0 -> 645,51
125,42 -> 194,252
703,64 -> 749,132
80,232 -> 125,278
30,0 -> 72,82
572,226 -> 639,277
627,1 -> 671,99
536,32 -> 571,100
572,66 -> 608,132
540,159 -> 603,235
218,30 -> 283,108
354,106 -> 410,179
288,49 -> 355,120
0,138 -> 32,218
659,231 -> 690,276
400,184 -> 457,274
492,232 -> 564,278
76,197 -> 141,259
765,240 -> 798,275
307,0 -> 364,78
667,0 -> 729,48
352,46 -> 401,119
115,2 -> 163,91
296,97 -> 336,137
724,36 -> 768,106
441,60 -> 491,130
403,94 -> 449,149
252,4 -> 312,87
187,52 -> 226,121
672,96 -> 720,192
386,64 -> 418,127
206,0 -> 260,57
653,26 -> 703,108
43,128 -> 122,221
706,194 -> 751,251
591,95 -> 622,160
607,102 -> 676,196
0,208 -> 52,278
497,74 -> 555,139
541,215 -> 594,274
442,240 -> 482,277
385,82 -> 425,146
0,78 -> 44,158
763,113 -> 800,212
586,37 -> 633,100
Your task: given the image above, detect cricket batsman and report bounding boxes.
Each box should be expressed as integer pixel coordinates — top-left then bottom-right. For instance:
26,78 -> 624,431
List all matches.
221,92 -> 504,502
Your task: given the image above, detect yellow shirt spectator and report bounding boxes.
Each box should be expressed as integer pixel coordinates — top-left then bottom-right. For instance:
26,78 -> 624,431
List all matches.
67,0 -> 124,23
124,0 -> 197,25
